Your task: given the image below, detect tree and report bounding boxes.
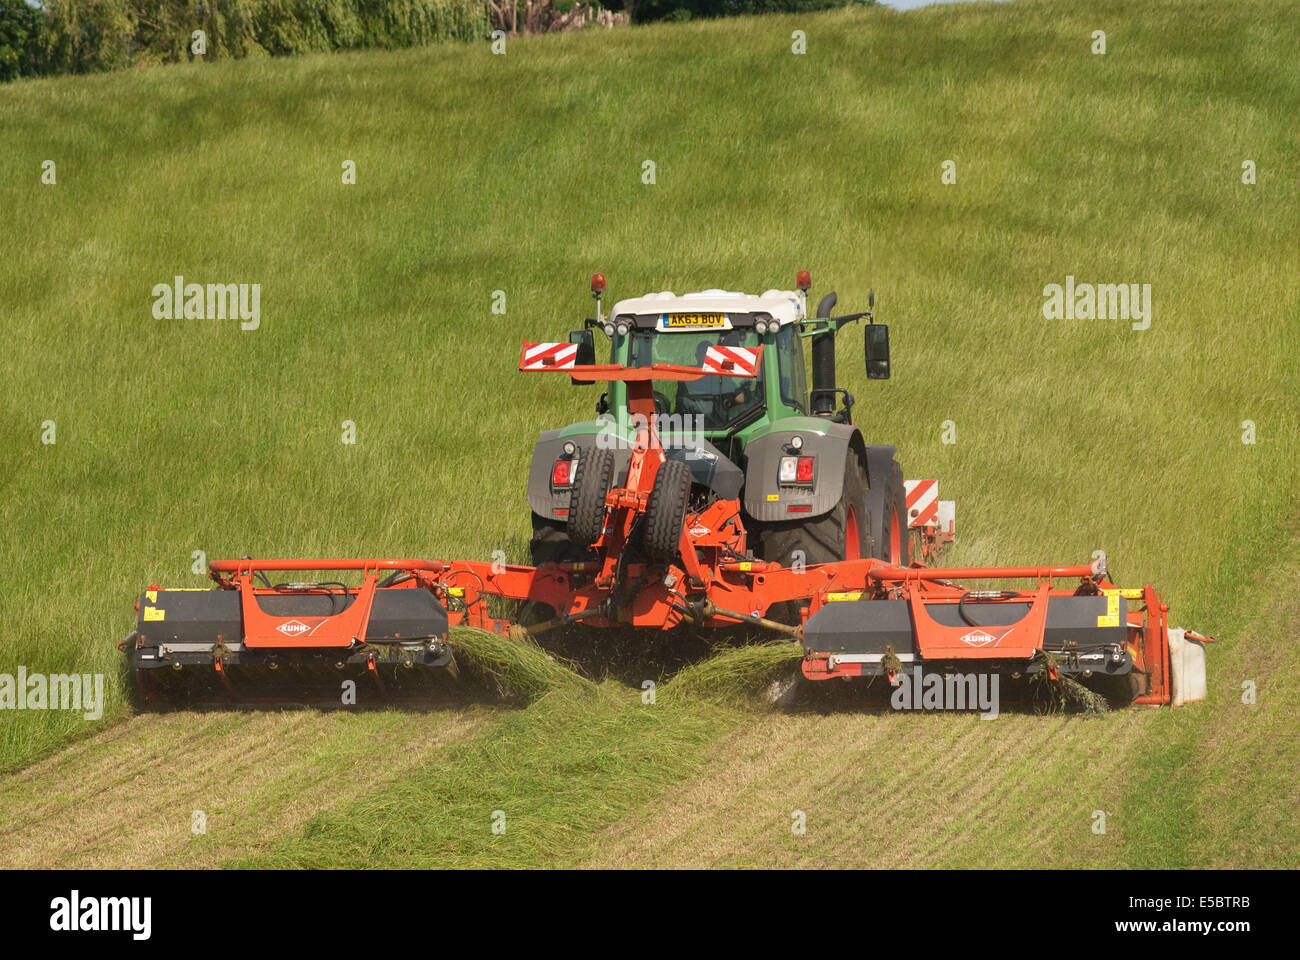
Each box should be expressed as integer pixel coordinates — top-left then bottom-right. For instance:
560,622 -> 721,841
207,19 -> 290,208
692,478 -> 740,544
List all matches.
0,0 -> 43,80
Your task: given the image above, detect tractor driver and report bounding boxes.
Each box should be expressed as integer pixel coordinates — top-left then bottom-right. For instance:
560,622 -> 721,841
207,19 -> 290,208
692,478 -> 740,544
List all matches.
675,334 -> 756,425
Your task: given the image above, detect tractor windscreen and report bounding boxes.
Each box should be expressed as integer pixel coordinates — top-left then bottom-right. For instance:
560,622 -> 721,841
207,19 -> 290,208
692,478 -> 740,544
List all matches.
628,329 -> 765,432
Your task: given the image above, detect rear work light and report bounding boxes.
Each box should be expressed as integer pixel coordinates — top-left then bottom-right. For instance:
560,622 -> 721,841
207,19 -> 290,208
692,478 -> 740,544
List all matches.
778,456 -> 815,485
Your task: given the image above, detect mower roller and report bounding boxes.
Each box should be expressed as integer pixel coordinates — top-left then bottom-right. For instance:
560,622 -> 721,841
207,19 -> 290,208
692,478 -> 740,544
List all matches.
123,273 -> 1209,707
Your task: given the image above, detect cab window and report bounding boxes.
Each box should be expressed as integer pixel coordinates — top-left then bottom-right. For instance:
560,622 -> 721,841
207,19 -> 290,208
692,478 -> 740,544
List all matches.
628,329 -> 765,432
776,323 -> 808,414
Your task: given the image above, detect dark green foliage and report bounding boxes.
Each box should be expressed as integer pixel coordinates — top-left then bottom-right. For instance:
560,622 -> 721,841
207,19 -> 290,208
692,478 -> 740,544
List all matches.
0,0 -> 42,81
629,0 -> 871,26
4,0 -> 489,80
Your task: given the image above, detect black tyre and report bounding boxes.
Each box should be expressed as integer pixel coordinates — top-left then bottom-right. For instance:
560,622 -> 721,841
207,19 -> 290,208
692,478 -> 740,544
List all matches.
756,453 -> 869,570
529,512 -> 581,566
521,515 -> 569,626
644,459 -> 692,562
568,446 -> 615,548
865,454 -> 910,566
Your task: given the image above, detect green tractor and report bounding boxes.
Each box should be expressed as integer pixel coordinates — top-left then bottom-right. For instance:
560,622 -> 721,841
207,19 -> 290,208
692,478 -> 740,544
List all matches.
526,273 -> 912,595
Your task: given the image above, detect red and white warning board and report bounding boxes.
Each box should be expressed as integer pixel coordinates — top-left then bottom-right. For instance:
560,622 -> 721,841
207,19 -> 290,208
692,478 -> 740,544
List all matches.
904,479 -> 956,558
904,479 -> 939,528
701,345 -> 760,377
520,342 -> 579,371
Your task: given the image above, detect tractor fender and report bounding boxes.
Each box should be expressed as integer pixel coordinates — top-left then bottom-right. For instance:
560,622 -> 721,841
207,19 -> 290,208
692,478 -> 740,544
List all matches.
526,426 -> 631,520
741,422 -> 862,524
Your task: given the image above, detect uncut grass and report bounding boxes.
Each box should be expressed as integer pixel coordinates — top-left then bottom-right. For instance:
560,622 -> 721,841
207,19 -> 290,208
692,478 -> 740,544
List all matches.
0,0 -> 1297,865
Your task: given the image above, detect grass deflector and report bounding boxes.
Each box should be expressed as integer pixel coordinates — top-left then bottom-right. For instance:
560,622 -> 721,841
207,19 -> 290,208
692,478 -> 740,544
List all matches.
123,274 -> 1209,708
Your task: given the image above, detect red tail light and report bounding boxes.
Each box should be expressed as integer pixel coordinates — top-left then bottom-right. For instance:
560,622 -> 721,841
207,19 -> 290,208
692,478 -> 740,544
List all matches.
796,456 -> 815,483
551,459 -> 573,487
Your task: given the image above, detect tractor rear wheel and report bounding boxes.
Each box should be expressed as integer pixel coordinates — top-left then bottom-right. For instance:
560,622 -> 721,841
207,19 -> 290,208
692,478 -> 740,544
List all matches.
529,513 -> 581,566
754,455 -> 868,625
866,456 -> 910,566
644,459 -> 692,562
568,446 -> 615,549
755,453 -> 869,570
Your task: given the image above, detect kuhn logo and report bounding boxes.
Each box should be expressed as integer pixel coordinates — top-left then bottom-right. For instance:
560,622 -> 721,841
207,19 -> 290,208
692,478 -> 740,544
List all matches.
959,629 -> 999,647
276,619 -> 311,637
689,524 -> 710,537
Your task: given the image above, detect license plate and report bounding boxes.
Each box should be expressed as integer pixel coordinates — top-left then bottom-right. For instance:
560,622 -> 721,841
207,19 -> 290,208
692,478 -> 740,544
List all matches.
665,313 -> 726,328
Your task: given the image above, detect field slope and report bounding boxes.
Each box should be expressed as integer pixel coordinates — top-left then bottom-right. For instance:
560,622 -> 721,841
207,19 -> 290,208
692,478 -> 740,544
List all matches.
1,0 -> 1297,867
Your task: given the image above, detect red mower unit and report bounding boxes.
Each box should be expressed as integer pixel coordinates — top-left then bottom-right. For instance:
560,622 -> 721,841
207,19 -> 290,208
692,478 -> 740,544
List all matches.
123,273 -> 1209,707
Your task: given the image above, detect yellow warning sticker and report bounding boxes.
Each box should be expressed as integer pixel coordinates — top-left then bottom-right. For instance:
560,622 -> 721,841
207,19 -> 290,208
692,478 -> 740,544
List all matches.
767,494 -> 779,502
737,562 -> 753,572
146,590 -> 157,602
1102,588 -> 1144,599
828,592 -> 865,602
446,587 -> 464,597
143,606 -> 165,621
1097,593 -> 1120,628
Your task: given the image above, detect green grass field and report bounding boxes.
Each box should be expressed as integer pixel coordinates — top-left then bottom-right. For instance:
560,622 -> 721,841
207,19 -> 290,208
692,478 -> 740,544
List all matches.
1,0 -> 1297,868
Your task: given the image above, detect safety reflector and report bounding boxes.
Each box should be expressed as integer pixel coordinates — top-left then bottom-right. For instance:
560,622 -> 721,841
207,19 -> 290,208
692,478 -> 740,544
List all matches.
701,345 -> 759,377
521,342 -> 579,370
904,479 -> 939,527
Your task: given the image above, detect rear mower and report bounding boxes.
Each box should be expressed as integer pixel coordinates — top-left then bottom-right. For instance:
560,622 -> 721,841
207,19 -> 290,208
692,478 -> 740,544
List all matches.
123,273 -> 1209,707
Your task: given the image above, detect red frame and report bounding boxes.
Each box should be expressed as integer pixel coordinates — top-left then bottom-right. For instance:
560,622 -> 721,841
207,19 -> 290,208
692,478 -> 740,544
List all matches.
208,559 -> 443,649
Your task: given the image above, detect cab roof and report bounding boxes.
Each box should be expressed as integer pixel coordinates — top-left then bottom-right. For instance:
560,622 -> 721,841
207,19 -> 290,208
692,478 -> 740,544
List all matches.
610,289 -> 806,329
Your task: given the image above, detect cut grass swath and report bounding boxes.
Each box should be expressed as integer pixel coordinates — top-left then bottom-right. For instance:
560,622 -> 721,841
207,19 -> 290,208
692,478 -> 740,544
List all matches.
665,640 -> 803,706
450,626 -> 594,703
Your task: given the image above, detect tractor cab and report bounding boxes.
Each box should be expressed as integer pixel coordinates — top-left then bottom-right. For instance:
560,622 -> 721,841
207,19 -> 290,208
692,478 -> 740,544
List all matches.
629,326 -> 767,430
573,285 -> 815,442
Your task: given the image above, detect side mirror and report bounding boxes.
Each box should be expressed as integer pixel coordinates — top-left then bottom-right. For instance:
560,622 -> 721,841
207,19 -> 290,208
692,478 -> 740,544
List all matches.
865,324 -> 890,380
569,329 -> 595,385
